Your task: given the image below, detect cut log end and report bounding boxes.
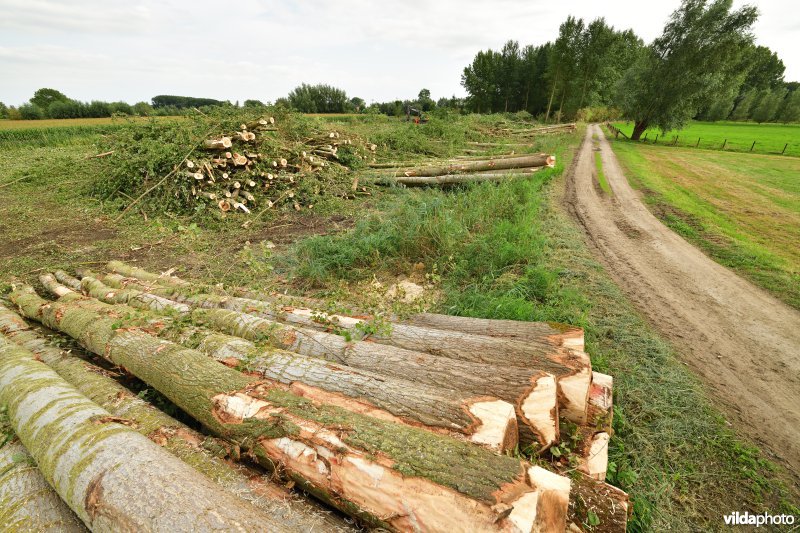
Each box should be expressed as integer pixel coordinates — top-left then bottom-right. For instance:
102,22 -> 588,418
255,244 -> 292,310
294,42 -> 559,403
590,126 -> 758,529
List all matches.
468,399 -> 518,453
578,431 -> 610,482
507,466 -> 570,533
519,373 -> 559,450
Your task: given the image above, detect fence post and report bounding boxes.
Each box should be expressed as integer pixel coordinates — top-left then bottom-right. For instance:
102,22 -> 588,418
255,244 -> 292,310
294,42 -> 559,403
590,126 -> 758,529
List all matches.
750,140 -> 756,152
654,134 -> 659,144
722,139 -> 727,150
643,133 -> 648,142
782,143 -> 788,155
674,136 -> 679,146
696,137 -> 700,148
615,130 -> 619,139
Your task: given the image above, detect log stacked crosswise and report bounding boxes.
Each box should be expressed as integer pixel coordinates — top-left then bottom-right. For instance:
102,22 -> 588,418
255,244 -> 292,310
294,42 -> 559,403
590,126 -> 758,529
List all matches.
0,259 -> 629,532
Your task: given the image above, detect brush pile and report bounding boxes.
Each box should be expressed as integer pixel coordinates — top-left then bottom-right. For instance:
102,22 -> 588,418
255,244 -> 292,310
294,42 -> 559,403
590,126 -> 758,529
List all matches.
93,111 -> 378,217
187,120 -> 377,214
0,260 -> 630,532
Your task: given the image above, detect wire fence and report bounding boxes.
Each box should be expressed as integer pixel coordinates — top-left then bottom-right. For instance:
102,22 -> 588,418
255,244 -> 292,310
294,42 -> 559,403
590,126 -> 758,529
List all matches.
604,122 -> 799,157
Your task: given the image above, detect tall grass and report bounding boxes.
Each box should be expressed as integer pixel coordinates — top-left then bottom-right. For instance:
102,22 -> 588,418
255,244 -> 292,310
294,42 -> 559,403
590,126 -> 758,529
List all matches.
0,124 -> 123,148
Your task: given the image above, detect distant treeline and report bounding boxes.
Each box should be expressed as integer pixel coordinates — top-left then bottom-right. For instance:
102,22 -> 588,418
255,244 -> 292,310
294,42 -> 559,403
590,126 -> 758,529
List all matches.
0,89 -> 234,120
4,0 -> 798,129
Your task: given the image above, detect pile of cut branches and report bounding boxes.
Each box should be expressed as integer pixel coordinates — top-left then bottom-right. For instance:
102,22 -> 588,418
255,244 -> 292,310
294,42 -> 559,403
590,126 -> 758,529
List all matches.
92,109 -> 377,217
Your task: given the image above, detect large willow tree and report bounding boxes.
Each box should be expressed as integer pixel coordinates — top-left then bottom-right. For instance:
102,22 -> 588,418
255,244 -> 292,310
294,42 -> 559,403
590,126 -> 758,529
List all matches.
617,0 -> 758,139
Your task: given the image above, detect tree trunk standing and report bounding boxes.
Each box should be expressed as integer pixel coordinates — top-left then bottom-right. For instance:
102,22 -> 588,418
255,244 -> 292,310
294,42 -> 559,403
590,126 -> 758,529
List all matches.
0,304 -> 355,532
545,70 -> 560,122
10,288 -> 568,531
630,120 -> 648,141
557,88 -> 566,124
579,72 -> 590,110
524,83 -> 530,111
0,439 -> 86,532
0,336 -> 287,532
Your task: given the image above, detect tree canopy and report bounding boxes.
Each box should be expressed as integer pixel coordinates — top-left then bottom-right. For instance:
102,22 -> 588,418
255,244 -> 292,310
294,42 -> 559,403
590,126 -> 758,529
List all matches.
459,0 -> 796,127
287,84 -> 350,113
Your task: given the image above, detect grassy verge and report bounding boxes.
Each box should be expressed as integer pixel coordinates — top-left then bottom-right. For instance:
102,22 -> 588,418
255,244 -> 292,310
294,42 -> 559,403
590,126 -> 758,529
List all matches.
612,120 -> 800,156
594,151 -> 611,194
283,133 -> 799,531
609,140 -> 800,310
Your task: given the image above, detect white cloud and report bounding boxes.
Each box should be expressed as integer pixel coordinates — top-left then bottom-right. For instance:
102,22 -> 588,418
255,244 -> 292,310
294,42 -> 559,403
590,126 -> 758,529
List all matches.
0,0 -> 796,106
0,0 -> 153,33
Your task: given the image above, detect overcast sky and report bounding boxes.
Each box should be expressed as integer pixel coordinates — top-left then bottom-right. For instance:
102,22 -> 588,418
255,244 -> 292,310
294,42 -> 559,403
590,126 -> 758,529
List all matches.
1,0 -> 797,106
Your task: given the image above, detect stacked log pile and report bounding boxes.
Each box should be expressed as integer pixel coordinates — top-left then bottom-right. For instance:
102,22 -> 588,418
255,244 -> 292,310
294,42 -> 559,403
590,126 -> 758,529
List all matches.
0,259 -> 629,532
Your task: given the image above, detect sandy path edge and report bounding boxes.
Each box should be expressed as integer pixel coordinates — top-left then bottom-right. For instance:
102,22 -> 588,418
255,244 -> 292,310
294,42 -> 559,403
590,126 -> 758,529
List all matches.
564,124 -> 800,475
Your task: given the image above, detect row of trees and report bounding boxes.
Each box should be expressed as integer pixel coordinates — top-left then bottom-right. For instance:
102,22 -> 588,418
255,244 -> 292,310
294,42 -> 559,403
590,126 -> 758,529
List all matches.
460,0 -> 798,132
277,84 -> 466,117
0,89 -> 232,120
461,18 -> 642,118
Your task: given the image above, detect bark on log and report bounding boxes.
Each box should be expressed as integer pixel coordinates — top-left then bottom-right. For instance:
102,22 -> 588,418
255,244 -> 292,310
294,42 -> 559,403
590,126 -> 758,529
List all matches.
0,437 -> 86,532
406,312 -> 585,351
369,153 -> 555,178
39,278 -> 519,453
188,307 -> 561,447
106,260 -> 189,287
79,276 -> 191,315
11,288 -> 570,532
173,328 -> 518,453
0,304 -> 353,532
372,171 -> 544,186
86,272 -> 586,432
0,335 -> 289,532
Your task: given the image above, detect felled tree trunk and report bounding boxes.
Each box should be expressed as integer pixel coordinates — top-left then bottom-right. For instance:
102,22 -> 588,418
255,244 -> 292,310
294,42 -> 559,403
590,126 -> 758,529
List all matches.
189,307 -> 561,447
79,275 -> 191,314
203,137 -> 232,150
0,438 -> 86,532
39,278 -> 519,453
11,288 -> 570,532
147,286 -> 588,426
0,335 -> 289,532
374,171 -> 544,186
177,328 -> 518,453
370,153 -> 555,178
406,312 -> 585,351
71,273 -> 575,443
0,304 -> 353,532
76,270 -> 590,431
106,260 -> 189,287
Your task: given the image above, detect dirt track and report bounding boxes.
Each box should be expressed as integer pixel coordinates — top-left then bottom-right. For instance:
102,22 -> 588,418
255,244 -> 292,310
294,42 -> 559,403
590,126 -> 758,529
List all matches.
566,125 -> 800,473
